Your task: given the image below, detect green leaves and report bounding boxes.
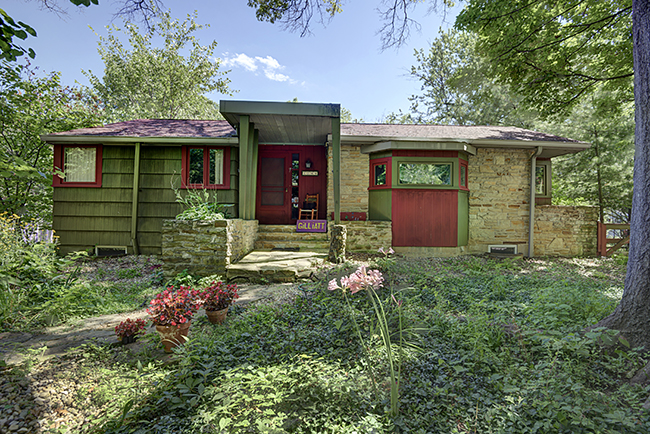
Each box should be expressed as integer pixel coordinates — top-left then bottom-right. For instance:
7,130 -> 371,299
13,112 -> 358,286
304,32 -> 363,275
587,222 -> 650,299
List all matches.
84,11 -> 232,122
0,8 -> 37,61
456,0 -> 633,118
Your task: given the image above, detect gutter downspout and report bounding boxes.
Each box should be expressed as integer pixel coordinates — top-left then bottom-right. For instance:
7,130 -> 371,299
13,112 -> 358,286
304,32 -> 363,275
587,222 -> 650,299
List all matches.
528,146 -> 543,257
131,142 -> 141,255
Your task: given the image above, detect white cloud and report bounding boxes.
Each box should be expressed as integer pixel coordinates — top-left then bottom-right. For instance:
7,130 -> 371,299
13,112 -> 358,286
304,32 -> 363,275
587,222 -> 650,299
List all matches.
222,53 -> 258,72
222,53 -> 298,84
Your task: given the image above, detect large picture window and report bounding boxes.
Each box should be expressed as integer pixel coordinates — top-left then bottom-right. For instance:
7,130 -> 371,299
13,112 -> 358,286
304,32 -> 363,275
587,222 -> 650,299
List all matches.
398,162 -> 452,186
53,145 -> 103,187
182,146 -> 230,189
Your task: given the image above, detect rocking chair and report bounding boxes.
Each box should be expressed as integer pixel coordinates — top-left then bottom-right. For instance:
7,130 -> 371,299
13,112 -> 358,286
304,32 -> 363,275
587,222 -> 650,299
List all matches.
298,194 -> 319,220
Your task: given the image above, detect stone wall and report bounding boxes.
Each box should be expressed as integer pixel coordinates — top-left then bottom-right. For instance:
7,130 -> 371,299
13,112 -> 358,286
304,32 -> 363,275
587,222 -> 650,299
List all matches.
161,219 -> 258,278
534,206 -> 597,256
467,148 -> 532,254
327,144 -> 369,216
329,220 -> 392,251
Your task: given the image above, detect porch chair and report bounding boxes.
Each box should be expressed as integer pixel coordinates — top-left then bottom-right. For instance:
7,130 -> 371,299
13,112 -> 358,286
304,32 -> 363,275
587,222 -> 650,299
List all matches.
298,194 -> 319,220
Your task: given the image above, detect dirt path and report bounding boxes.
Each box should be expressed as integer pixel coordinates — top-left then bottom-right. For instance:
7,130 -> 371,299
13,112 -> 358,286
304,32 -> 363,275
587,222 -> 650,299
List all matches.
0,283 -> 298,366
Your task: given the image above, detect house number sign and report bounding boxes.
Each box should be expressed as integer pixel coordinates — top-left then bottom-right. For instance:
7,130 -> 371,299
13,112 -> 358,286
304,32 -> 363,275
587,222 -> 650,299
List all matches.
302,170 -> 319,176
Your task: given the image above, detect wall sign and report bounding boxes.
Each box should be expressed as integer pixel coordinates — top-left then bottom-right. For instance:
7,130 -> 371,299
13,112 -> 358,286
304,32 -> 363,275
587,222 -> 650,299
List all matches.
302,170 -> 319,176
296,220 -> 327,233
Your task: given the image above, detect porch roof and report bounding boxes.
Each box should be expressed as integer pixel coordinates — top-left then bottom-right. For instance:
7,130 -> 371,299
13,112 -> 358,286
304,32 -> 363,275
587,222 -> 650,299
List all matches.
220,100 -> 340,145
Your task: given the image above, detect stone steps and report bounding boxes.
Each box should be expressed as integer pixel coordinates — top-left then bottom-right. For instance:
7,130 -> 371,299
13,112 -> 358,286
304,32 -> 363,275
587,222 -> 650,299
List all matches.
227,251 -> 327,283
254,224 -> 329,250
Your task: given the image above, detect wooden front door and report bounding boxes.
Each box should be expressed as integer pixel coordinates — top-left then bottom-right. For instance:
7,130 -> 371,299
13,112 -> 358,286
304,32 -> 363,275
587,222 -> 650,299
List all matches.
256,145 -> 327,225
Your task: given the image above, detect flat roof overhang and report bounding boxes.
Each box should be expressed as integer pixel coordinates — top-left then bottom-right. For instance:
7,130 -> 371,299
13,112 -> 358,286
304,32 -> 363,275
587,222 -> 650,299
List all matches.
340,136 -> 589,159
220,100 -> 340,145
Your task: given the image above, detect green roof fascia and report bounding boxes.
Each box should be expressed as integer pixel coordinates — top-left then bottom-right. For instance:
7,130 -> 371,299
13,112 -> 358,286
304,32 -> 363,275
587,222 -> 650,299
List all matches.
361,140 -> 478,156
39,135 -> 239,145
220,100 -> 341,126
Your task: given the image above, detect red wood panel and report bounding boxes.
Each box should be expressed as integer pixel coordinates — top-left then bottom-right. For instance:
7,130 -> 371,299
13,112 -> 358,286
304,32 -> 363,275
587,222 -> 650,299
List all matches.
393,150 -> 458,158
392,189 -> 458,247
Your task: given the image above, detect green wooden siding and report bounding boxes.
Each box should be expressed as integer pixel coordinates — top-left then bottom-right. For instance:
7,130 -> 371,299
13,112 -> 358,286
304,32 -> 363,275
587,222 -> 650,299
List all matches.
54,144 -> 239,256
458,190 -> 469,246
368,189 -> 392,221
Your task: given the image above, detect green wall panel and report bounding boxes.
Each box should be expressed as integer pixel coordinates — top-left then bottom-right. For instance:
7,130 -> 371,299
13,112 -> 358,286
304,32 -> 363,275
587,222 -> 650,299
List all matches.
458,190 -> 469,246
368,189 -> 392,221
54,144 -> 239,255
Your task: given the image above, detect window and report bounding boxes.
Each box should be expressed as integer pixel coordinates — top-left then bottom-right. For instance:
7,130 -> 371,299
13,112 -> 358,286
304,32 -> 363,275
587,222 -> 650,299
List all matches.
398,162 -> 452,186
535,161 -> 551,197
369,158 -> 391,189
535,166 -> 546,195
460,163 -> 468,189
182,146 -> 230,189
53,145 -> 102,187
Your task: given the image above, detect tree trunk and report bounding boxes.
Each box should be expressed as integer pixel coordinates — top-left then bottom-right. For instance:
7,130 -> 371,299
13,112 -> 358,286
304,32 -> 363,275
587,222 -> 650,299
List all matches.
597,0 -> 650,350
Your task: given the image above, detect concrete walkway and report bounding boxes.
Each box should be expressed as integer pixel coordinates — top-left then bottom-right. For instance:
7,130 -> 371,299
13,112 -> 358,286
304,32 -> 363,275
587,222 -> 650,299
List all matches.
0,282 -> 299,366
227,250 -> 327,282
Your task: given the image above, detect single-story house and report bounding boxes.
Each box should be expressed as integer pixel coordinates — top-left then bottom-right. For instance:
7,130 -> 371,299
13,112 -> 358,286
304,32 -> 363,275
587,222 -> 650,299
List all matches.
41,100 -> 596,259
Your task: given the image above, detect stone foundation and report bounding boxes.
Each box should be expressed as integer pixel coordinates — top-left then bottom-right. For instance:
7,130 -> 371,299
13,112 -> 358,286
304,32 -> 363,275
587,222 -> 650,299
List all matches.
328,221 -> 392,252
161,219 -> 258,278
534,206 -> 597,256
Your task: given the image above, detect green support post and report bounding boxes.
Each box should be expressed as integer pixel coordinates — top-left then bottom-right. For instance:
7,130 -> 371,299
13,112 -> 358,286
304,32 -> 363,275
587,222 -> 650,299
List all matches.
332,116 -> 341,224
238,116 -> 250,219
249,128 -> 259,220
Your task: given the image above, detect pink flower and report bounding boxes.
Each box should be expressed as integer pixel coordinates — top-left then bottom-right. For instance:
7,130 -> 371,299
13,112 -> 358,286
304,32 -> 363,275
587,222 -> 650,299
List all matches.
328,279 -> 340,291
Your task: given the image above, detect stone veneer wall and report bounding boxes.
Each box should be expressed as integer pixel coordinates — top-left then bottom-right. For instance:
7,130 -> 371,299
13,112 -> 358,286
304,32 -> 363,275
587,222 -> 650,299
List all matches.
534,206 -> 597,256
467,148 -> 532,254
327,144 -> 369,216
161,219 -> 258,278
329,221 -> 392,251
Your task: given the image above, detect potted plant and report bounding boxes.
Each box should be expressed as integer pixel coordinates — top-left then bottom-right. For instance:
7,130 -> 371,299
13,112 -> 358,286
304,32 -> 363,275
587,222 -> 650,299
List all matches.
147,286 -> 203,352
200,281 -> 239,324
115,318 -> 147,344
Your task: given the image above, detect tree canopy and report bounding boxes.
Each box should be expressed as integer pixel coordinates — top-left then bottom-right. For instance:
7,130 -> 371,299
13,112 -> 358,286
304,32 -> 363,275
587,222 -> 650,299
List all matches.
455,0 -> 633,118
0,64 -> 103,223
84,11 -> 232,122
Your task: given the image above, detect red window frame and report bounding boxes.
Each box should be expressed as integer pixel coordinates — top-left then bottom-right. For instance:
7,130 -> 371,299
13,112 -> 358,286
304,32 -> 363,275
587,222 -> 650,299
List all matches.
181,146 -> 231,189
369,157 -> 392,190
459,159 -> 469,191
52,144 -> 103,188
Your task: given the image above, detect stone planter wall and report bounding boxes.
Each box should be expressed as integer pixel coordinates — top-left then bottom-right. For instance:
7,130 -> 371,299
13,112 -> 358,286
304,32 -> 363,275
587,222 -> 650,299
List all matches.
161,219 -> 258,278
328,221 -> 392,252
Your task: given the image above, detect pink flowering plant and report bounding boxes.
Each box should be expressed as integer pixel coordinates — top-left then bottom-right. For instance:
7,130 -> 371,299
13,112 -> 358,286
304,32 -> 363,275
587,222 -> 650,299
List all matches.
147,286 -> 203,326
115,318 -> 147,340
200,281 -> 239,311
329,265 -> 404,417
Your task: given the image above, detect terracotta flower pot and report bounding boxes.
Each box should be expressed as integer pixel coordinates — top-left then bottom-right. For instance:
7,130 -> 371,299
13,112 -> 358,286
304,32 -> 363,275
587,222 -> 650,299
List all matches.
206,307 -> 228,324
155,321 -> 191,353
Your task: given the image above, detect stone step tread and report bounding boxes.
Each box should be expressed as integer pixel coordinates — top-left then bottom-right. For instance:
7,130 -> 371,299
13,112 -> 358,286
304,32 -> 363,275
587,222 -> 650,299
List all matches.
254,241 -> 330,250
258,224 -> 328,233
256,232 -> 329,241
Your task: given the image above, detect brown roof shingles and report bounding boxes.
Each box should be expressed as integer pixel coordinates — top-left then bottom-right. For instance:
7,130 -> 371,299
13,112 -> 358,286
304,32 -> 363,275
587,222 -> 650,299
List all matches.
46,119 -> 580,144
46,119 -> 237,138
341,123 -> 582,143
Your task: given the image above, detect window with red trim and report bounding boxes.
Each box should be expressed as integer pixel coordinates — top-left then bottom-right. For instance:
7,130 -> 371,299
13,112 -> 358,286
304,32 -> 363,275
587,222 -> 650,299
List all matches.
52,144 -> 103,187
369,157 -> 391,189
181,146 -> 231,189
459,160 -> 468,190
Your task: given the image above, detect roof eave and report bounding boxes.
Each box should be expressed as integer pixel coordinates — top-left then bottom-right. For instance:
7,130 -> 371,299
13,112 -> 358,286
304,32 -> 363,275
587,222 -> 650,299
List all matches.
39,135 -> 239,145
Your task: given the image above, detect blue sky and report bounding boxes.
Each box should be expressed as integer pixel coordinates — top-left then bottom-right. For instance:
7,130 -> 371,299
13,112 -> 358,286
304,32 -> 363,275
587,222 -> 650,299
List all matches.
9,1 -> 461,122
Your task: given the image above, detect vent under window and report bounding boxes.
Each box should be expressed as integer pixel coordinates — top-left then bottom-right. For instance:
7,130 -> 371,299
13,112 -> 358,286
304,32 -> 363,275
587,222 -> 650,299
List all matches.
95,246 -> 128,257
488,245 -> 518,255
